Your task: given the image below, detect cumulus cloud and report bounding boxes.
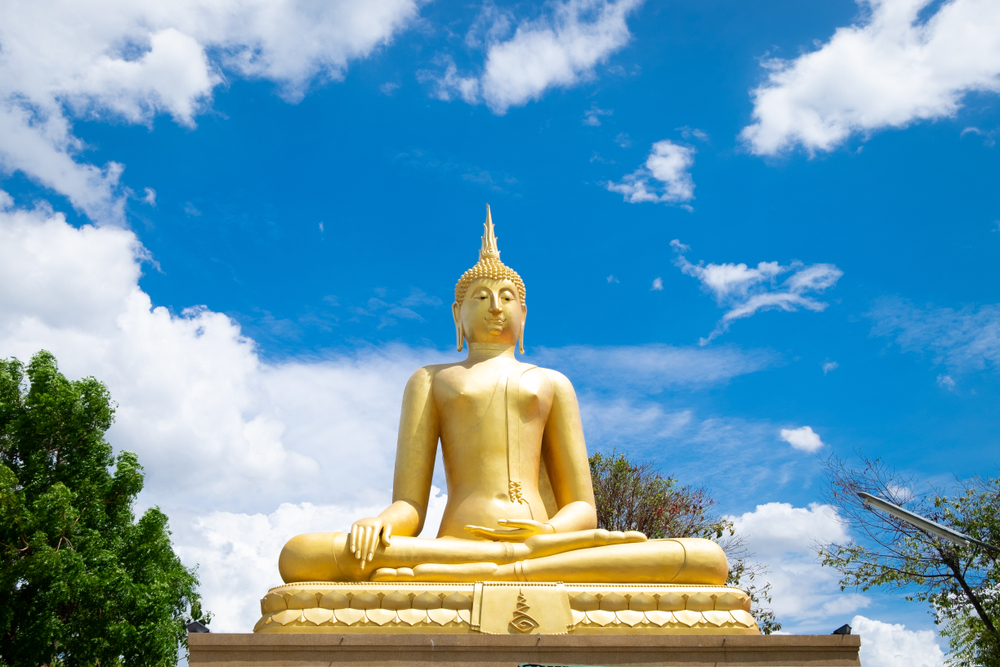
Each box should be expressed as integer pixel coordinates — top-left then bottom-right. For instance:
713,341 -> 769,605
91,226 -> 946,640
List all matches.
176,491 -> 449,632
852,615 -> 946,667
0,0 -> 421,224
730,502 -> 867,632
606,140 -> 696,204
780,426 -> 825,453
426,0 -> 642,114
869,296 -> 1000,374
822,360 -> 839,374
671,240 -> 843,344
651,277 -> 664,290
741,0 -> 1000,155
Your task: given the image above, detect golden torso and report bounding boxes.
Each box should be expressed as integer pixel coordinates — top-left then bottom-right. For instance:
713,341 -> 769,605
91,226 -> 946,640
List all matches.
432,356 -> 552,537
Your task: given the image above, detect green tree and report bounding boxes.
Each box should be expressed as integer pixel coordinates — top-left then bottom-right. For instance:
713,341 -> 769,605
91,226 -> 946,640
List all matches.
819,454 -> 999,666
0,351 -> 208,667
589,450 -> 781,633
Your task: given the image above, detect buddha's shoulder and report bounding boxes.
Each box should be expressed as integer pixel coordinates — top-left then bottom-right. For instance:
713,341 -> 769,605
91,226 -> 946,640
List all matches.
403,361 -> 570,385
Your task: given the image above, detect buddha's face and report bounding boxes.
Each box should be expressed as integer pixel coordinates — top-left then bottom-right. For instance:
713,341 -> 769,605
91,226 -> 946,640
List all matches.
453,278 -> 526,347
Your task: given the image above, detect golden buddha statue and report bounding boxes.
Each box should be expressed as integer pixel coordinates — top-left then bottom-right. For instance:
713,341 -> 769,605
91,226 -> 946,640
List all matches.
258,207 -> 758,635
279,207 -> 727,587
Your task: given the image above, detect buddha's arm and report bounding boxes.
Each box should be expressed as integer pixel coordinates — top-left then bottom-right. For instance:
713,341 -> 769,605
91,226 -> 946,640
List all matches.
540,369 -> 598,533
349,366 -> 439,564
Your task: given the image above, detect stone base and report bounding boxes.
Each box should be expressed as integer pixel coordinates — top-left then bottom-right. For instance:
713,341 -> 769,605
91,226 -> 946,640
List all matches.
254,582 -> 760,635
189,633 -> 862,666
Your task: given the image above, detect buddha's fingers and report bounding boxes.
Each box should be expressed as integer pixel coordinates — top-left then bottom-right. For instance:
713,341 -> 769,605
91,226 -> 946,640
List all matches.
523,528 -> 647,559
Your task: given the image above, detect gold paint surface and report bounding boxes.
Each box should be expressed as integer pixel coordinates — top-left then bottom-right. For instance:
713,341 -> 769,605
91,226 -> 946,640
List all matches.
261,208 -> 759,635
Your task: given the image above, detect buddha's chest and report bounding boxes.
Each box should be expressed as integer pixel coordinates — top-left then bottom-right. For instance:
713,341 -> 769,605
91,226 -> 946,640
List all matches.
433,364 -> 552,437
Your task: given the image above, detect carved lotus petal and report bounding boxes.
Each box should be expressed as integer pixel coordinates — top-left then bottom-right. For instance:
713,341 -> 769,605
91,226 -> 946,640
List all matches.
288,591 -> 318,609
703,610 -> 731,626
585,610 -> 616,626
319,591 -> 349,610
366,608 -> 397,626
261,593 -> 286,613
334,608 -> 365,625
271,609 -> 302,626
397,609 -> 427,626
412,592 -> 442,609
381,591 -> 411,610
686,592 -> 715,611
442,592 -> 473,610
303,608 -> 334,625
599,592 -> 627,611
615,610 -> 645,627
672,609 -> 701,627
629,593 -> 657,611
252,616 -> 268,632
350,591 -> 380,609
715,592 -> 746,611
729,610 -> 757,628
570,592 -> 599,611
643,610 -> 674,627
456,609 -> 471,625
427,608 -> 457,626
657,593 -> 685,611
570,609 -> 586,626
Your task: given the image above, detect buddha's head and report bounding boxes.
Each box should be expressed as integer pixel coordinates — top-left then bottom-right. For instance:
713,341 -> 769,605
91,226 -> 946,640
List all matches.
453,205 -> 527,353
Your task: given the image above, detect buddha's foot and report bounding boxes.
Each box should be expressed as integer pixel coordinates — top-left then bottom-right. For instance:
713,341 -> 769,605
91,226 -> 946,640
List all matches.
372,562 -> 501,582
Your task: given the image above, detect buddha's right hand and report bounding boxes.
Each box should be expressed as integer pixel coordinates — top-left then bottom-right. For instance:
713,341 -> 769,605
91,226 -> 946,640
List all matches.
349,517 -> 392,569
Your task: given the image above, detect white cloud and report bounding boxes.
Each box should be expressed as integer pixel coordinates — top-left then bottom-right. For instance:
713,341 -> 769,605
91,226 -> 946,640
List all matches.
852,615 -> 946,667
870,297 -> 1000,373
731,503 -> 868,633
822,360 -> 839,374
741,0 -> 1000,155
0,0 -> 422,224
780,426 -> 825,453
176,490 -> 449,632
606,140 -> 696,204
532,343 -> 776,393
672,240 -> 843,344
427,0 -> 643,114
651,277 -> 664,290
937,374 -> 956,390
141,187 -> 157,206
583,104 -> 613,126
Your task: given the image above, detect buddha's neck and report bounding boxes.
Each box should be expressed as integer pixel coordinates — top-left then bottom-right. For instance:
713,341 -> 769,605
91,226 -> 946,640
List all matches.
466,342 -> 516,360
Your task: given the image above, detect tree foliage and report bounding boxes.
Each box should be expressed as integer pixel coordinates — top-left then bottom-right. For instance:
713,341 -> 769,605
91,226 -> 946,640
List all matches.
819,454 -> 999,666
589,450 -> 781,634
0,351 -> 207,667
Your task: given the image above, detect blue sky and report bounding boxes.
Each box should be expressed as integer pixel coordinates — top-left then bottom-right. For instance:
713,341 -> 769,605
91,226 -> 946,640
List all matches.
1,0 -> 997,660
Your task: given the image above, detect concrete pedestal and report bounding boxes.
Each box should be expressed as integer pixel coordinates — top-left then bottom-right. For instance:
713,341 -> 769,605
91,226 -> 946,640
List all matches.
188,633 -> 861,667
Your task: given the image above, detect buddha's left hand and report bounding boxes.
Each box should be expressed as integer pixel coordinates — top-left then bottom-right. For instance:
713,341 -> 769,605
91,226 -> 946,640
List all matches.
465,519 -> 556,542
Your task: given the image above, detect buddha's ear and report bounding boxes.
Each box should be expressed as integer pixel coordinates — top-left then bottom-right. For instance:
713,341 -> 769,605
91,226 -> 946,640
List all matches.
452,301 -> 464,352
518,304 -> 527,354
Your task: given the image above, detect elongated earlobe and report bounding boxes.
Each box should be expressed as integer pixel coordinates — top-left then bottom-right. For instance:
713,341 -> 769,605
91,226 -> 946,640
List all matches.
518,327 -> 525,354
452,301 -> 464,351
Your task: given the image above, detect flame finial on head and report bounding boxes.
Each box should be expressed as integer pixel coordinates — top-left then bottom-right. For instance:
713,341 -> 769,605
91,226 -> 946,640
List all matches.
454,204 -> 526,308
479,205 -> 501,261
